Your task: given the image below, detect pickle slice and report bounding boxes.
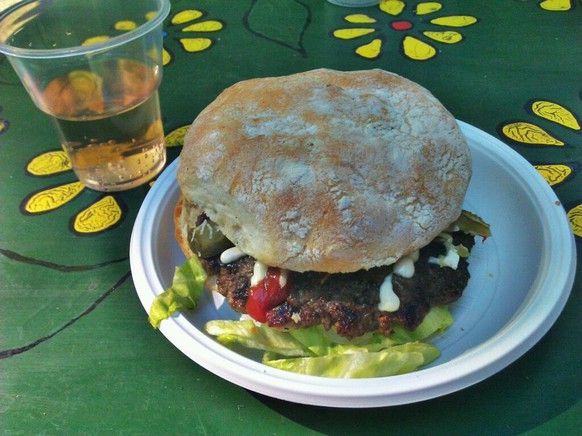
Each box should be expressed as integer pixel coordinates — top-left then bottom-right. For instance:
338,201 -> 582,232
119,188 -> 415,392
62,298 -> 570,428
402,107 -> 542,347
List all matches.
188,219 -> 233,258
453,210 -> 491,238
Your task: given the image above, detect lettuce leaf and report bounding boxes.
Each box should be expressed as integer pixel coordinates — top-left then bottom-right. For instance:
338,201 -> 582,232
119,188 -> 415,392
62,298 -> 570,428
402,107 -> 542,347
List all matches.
205,319 -> 310,357
148,256 -> 208,328
148,256 -> 454,378
262,342 -> 439,378
204,305 -> 452,378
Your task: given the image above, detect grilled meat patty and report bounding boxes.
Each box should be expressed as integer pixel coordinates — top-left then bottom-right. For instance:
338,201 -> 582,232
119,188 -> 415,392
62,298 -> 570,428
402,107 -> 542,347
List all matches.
200,232 -> 475,339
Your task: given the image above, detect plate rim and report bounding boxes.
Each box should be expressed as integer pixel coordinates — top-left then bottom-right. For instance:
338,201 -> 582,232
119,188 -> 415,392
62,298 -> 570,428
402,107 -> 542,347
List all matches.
130,120 -> 577,408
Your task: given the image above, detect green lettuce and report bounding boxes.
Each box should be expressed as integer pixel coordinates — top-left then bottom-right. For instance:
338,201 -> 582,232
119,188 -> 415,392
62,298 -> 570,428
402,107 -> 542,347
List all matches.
148,256 -> 208,328
148,255 -> 453,378
262,342 -> 439,378
205,319 -> 309,357
205,305 -> 452,378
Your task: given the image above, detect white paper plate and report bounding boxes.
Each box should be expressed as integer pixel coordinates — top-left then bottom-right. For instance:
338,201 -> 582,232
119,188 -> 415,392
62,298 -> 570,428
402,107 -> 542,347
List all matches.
130,121 -> 576,408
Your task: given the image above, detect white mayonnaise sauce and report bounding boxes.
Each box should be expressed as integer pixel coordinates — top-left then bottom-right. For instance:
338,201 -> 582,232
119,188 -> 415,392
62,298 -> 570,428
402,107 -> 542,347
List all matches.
278,269 -> 289,288
378,274 -> 400,312
428,233 -> 461,269
393,254 -> 415,278
251,261 -> 268,286
219,246 -> 246,264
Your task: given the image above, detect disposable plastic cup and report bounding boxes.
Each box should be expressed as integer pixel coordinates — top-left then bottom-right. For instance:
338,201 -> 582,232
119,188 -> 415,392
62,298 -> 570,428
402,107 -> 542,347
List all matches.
0,0 -> 171,191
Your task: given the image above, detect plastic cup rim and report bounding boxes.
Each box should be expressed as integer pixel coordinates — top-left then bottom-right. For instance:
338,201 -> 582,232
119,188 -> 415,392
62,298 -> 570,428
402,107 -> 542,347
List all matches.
0,0 -> 171,59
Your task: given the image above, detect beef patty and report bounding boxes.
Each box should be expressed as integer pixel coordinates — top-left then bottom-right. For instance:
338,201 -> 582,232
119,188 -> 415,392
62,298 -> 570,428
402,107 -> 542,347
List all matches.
201,232 -> 475,339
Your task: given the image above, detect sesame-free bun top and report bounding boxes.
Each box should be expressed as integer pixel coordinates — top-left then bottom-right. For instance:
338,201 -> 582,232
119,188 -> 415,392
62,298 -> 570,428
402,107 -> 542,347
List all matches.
177,69 -> 471,273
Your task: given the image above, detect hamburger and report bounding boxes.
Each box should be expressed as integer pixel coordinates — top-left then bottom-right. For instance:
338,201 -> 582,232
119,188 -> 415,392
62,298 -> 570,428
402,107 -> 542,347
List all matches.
151,69 -> 490,377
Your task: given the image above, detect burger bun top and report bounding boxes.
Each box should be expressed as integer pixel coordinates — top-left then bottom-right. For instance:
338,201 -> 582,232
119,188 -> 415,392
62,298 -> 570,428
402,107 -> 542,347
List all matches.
178,69 -> 471,273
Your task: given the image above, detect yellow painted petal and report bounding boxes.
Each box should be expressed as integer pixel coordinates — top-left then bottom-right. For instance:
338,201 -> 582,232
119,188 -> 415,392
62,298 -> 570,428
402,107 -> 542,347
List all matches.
23,181 -> 85,213
145,11 -> 157,21
402,35 -> 436,60
345,14 -> 377,24
379,0 -> 405,16
172,9 -> 203,25
114,20 -> 137,31
540,0 -> 573,11
333,28 -> 376,39
567,203 -> 582,238
534,164 -> 572,186
82,35 -> 110,46
501,122 -> 564,146
162,47 -> 172,66
355,38 -> 383,59
165,125 -> 190,147
430,15 -> 478,27
422,31 -> 463,44
531,100 -> 580,130
182,20 -> 223,32
179,38 -> 213,52
27,150 -> 72,176
72,195 -> 123,234
415,2 -> 442,15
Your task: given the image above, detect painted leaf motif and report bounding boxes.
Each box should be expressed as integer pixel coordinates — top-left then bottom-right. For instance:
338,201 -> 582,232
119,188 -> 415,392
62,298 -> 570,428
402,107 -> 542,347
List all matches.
402,35 -> 436,60
534,164 -> 572,186
422,31 -> 463,44
179,38 -> 213,53
245,0 -> 309,56
162,48 -> 172,66
567,203 -> 582,238
530,100 -> 581,130
501,122 -> 564,146
415,2 -> 442,15
334,28 -> 376,40
172,9 -> 204,25
82,35 -> 109,46
345,14 -> 377,24
430,15 -> 478,27
72,195 -> 124,234
27,150 -> 72,175
379,0 -> 406,16
0,118 -> 9,134
23,181 -> 85,214
356,38 -> 383,59
165,125 -> 190,147
182,21 -> 223,32
539,0 -> 573,11
114,20 -> 137,31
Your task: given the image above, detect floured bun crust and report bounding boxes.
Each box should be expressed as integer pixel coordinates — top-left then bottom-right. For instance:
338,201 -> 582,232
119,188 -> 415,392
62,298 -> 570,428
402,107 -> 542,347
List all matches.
173,196 -> 195,259
177,69 -> 471,273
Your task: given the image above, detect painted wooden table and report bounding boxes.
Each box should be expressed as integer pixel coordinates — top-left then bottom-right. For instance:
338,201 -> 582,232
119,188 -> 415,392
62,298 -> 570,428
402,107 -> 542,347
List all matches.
1,0 -> 580,433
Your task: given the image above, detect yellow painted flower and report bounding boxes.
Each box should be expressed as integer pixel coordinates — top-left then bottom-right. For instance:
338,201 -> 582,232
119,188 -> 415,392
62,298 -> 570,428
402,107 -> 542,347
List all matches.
331,0 -> 477,61
81,10 -> 224,67
501,100 -> 579,147
500,99 -> 581,238
20,127 -> 186,236
163,9 -> 225,65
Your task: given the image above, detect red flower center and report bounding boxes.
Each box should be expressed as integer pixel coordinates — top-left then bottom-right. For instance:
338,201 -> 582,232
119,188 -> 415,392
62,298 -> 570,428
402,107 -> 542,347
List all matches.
391,20 -> 413,31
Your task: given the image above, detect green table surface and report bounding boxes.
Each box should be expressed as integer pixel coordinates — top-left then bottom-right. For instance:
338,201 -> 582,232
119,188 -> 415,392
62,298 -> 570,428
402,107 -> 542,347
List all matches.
1,0 -> 581,434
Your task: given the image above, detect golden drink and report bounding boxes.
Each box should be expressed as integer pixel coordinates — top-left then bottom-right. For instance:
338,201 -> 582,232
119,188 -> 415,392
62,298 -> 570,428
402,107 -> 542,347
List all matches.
41,59 -> 166,191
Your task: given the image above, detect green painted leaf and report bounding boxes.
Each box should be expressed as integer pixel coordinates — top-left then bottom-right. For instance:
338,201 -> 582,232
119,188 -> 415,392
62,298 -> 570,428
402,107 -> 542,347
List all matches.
244,0 -> 310,57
